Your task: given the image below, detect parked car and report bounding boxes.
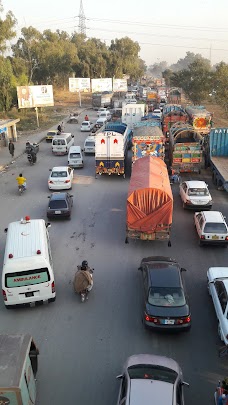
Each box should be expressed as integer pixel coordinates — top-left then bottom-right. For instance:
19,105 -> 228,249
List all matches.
46,130 -> 58,142
207,267 -> 228,345
80,121 -> 93,132
47,192 -> 73,219
116,354 -> 189,405
138,256 -> 191,331
48,166 -> 74,190
96,117 -> 107,126
153,109 -> 162,118
179,180 -> 212,210
194,211 -> 228,247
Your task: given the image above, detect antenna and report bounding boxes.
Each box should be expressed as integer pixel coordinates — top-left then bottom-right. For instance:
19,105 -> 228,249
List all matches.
79,0 -> 86,35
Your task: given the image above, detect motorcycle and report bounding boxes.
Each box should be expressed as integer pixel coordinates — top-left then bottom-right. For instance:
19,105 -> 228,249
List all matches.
73,267 -> 94,303
214,380 -> 228,404
68,113 -> 79,124
27,153 -> 37,165
18,184 -> 26,196
25,142 -> 39,154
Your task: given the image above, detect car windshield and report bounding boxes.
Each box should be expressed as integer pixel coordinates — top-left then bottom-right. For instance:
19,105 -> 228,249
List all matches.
5,268 -> 50,288
188,188 -> 209,196
51,171 -> 67,178
204,222 -> 227,233
128,365 -> 178,384
49,200 -> 67,209
70,153 -> 81,158
148,287 -> 186,307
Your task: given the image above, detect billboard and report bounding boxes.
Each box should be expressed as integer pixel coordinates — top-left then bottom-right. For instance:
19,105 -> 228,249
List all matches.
17,85 -> 54,108
69,78 -> 90,92
113,79 -> 127,92
91,78 -> 112,93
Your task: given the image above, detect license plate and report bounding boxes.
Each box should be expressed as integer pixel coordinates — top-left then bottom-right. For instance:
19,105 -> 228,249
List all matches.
163,319 -> 175,325
212,235 -> 219,240
25,292 -> 34,297
55,210 -> 61,214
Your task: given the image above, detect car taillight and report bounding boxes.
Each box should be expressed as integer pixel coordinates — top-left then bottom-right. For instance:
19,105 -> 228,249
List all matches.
51,281 -> 55,293
49,180 -> 53,184
2,289 -> 7,301
200,235 -> 205,239
177,316 -> 191,324
144,313 -> 160,324
225,236 -> 228,241
65,180 -> 70,183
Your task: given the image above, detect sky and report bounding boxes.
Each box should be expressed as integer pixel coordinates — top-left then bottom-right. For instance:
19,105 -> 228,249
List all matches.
5,0 -> 228,68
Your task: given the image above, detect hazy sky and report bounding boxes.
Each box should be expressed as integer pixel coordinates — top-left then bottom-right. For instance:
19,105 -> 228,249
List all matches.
5,0 -> 228,67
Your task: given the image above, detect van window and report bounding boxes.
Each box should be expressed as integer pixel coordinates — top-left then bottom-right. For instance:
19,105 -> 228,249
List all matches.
70,152 -> 81,158
66,136 -> 72,144
5,268 -> 51,288
53,139 -> 65,145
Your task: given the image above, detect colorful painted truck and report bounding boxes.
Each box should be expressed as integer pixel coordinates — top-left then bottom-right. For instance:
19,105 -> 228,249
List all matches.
169,122 -> 203,173
205,128 -> 228,191
162,104 -> 188,137
95,122 -> 131,177
185,105 -> 212,135
0,334 -> 39,405
125,156 -> 173,243
132,123 -> 165,163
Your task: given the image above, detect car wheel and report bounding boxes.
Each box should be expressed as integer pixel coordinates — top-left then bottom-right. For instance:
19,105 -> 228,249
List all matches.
222,244 -> 228,248
199,239 -> 204,247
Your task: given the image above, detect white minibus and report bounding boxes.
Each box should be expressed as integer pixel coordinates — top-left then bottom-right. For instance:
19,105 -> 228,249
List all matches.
52,133 -> 74,155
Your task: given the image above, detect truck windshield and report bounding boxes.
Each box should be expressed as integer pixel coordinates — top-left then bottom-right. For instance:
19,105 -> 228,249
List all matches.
5,268 -> 50,288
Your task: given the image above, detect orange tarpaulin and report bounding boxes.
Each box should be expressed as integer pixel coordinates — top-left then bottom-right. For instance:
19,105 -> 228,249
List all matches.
127,156 -> 173,233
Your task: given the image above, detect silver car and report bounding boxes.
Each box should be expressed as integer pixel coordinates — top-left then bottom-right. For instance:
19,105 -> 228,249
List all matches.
116,354 -> 189,405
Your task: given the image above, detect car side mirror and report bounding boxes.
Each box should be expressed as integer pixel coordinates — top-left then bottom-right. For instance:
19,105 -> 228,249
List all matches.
181,268 -> 187,272
116,375 -> 123,380
4,228 -> 8,233
82,149 -> 84,152
70,195 -> 73,197
72,135 -> 74,138
138,267 -> 142,271
46,223 -> 51,228
47,196 -> 50,198
49,169 -> 52,171
182,381 -> 190,387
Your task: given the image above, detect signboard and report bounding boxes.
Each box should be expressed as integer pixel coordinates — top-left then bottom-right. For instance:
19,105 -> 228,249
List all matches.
91,78 -> 112,93
113,79 -> 127,92
17,85 -> 54,108
69,78 -> 90,93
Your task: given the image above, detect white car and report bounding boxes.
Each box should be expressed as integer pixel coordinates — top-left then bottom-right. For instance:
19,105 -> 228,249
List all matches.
80,121 -> 93,132
84,136 -> 95,155
179,180 -> 212,210
194,211 -> 228,247
207,267 -> 228,344
96,117 -> 107,126
153,109 -> 162,118
97,107 -> 108,116
48,166 -> 74,190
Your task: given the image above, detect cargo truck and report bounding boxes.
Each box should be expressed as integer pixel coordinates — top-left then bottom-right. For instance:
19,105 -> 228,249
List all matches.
95,122 -> 131,177
162,105 -> 188,137
125,156 -> 173,244
92,92 -> 113,109
185,105 -> 212,135
169,122 -> 203,173
132,124 -> 165,162
205,127 -> 228,191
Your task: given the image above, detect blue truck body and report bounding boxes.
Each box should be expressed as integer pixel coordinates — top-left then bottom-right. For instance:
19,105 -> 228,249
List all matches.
208,128 -> 228,191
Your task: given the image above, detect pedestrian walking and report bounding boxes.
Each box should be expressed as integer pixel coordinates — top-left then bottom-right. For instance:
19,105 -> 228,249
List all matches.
8,140 -> 15,158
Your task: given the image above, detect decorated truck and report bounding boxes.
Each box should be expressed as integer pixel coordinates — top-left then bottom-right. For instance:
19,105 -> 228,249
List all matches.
185,105 -> 212,135
162,104 -> 188,137
95,122 -> 131,177
125,156 -> 173,243
169,122 -> 203,173
132,123 -> 165,163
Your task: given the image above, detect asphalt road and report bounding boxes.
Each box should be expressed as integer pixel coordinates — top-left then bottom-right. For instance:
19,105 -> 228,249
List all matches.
0,111 -> 228,404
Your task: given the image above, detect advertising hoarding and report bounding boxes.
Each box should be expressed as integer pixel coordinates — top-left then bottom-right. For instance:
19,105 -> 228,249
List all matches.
113,79 -> 128,92
17,85 -> 54,108
69,78 -> 90,92
91,78 -> 112,93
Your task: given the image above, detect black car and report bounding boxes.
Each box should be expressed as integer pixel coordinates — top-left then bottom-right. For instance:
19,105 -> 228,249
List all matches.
138,256 -> 191,331
47,192 -> 73,219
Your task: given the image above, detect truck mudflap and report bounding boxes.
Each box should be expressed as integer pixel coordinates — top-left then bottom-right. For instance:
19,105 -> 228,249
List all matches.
125,228 -> 171,241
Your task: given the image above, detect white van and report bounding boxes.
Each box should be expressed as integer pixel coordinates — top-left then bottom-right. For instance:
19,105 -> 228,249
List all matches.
52,133 -> 74,155
84,136 -> 95,155
2,217 -> 56,308
68,145 -> 84,168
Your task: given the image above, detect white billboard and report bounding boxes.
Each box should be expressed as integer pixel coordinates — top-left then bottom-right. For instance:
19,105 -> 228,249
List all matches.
69,78 -> 90,92
113,79 -> 128,92
91,78 -> 112,93
17,85 -> 54,108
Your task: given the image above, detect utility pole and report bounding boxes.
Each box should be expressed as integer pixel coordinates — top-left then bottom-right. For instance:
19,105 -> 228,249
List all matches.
209,43 -> 212,65
79,0 -> 86,36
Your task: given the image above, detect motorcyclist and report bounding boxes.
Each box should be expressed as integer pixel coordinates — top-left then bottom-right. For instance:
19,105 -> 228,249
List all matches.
16,173 -> 27,190
84,115 -> 89,121
74,260 -> 93,300
79,260 -> 93,292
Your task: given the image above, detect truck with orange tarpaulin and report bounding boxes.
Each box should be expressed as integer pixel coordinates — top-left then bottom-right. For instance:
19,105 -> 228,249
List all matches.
125,156 -> 173,244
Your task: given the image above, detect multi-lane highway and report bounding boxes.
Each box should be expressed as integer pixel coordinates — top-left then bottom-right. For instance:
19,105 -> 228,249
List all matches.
0,110 -> 228,404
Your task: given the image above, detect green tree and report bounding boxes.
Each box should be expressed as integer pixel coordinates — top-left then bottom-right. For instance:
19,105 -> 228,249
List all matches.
0,57 -> 15,111
148,61 -> 168,77
162,69 -> 174,87
214,62 -> 228,112
0,2 -> 17,52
